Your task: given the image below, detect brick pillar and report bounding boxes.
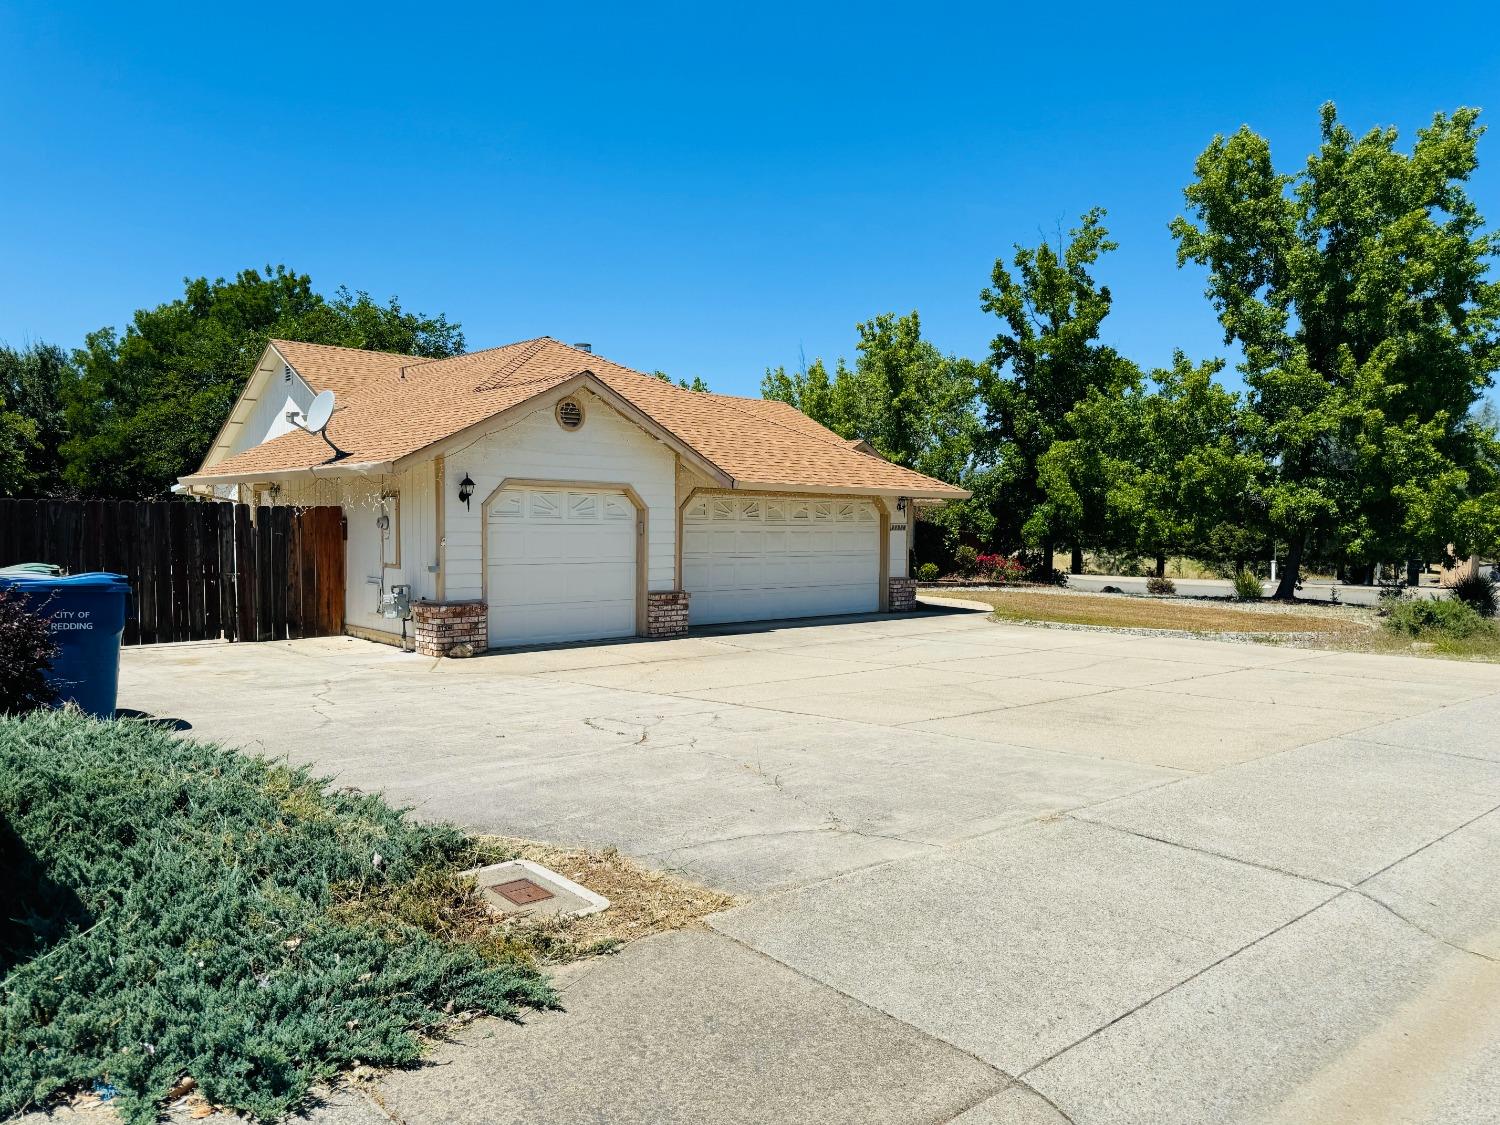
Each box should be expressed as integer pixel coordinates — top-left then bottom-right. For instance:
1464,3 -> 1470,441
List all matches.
646,591 -> 691,638
888,577 -> 917,612
412,600 -> 487,657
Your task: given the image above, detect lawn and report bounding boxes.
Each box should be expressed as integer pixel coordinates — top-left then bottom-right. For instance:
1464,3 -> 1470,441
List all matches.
936,588 -> 1367,636
0,712 -> 682,1123
926,587 -> 1500,661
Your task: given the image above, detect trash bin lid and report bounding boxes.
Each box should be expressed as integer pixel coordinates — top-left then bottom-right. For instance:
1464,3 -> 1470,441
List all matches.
0,562 -> 64,576
0,570 -> 130,590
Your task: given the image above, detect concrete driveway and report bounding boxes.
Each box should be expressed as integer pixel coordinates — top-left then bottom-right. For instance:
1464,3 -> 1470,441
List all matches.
118,604 -> 1500,1124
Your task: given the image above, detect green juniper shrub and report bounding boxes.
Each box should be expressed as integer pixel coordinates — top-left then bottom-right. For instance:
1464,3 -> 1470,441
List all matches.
1232,570 -> 1263,600
1445,572 -> 1498,618
0,587 -> 58,715
1380,594 -> 1489,639
1145,576 -> 1177,595
915,562 -> 940,582
0,712 -> 554,1124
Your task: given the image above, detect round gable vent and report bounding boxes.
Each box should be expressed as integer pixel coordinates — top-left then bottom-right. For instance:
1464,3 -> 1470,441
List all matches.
555,398 -> 584,430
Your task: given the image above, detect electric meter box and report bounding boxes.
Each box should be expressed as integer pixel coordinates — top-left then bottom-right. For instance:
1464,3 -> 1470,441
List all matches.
381,584 -> 412,620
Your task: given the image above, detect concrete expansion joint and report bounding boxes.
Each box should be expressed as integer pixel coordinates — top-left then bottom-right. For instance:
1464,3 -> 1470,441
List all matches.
1016,891 -> 1341,1081
1348,886 -> 1500,964
709,927 -> 1021,1101
1064,813 -> 1346,891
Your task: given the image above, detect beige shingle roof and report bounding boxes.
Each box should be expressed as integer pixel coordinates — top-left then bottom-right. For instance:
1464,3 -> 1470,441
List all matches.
188,338 -> 968,498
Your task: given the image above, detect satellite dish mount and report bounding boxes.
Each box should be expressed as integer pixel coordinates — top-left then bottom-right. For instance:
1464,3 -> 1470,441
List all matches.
287,390 -> 350,461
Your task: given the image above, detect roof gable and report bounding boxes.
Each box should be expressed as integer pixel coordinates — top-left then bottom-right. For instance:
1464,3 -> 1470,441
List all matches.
184,338 -> 968,498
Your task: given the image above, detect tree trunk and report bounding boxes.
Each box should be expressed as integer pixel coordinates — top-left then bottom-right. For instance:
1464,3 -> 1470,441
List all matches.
1070,546 -> 1083,575
1042,543 -> 1054,574
1406,558 -> 1420,587
1154,554 -> 1166,578
1273,534 -> 1304,600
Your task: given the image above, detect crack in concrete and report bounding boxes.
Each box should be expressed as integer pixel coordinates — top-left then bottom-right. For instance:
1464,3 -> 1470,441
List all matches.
309,679 -> 337,728
581,714 -> 664,744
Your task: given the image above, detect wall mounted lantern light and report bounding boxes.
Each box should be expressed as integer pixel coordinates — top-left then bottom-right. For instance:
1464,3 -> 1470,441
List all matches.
458,473 -> 475,509
896,496 -> 907,514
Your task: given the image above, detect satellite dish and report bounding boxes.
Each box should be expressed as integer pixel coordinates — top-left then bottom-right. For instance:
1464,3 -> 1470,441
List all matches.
303,390 -> 335,433
291,389 -> 349,461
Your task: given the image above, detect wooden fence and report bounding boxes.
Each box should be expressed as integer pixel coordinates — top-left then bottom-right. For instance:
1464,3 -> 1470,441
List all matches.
0,500 -> 345,645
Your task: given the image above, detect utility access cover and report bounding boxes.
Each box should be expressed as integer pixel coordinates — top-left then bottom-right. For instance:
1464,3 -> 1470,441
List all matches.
462,859 -> 610,918
492,878 -> 553,905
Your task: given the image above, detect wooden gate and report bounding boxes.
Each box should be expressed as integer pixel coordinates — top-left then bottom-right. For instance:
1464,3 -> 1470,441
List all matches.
0,500 -> 345,644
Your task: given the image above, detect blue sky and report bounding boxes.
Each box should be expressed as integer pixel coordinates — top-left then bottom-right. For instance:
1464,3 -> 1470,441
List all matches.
3,2 -> 1498,397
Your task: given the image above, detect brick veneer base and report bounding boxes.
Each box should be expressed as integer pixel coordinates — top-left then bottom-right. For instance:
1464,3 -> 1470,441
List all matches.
888,577 -> 917,612
413,600 -> 487,657
646,591 -> 690,638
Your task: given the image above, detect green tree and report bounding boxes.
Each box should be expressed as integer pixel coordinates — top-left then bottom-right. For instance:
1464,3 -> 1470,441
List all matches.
976,209 -> 1139,569
0,396 -> 38,498
653,370 -> 710,392
1173,104 -> 1500,596
762,311 -> 979,483
761,357 -> 837,425
62,267 -> 464,498
0,342 -> 74,496
1038,353 -> 1260,573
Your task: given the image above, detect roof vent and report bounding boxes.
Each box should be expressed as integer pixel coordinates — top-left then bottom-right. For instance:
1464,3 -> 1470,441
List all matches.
556,398 -> 585,430
573,342 -> 592,354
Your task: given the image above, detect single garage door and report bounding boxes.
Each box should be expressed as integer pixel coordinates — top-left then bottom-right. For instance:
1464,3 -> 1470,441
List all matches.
486,486 -> 637,647
682,495 -> 880,625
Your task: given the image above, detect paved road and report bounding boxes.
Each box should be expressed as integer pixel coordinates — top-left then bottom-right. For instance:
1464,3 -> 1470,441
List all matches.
114,606 -> 1500,1124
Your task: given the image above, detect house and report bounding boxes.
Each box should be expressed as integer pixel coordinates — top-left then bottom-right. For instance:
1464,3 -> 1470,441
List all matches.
179,338 -> 968,654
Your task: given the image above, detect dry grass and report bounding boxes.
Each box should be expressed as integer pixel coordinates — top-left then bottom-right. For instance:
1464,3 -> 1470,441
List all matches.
926,587 -> 1500,662
332,835 -> 736,971
938,588 -> 1369,638
475,837 -> 738,963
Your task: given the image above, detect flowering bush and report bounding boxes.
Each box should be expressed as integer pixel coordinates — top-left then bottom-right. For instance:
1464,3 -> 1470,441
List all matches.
976,555 -> 1028,584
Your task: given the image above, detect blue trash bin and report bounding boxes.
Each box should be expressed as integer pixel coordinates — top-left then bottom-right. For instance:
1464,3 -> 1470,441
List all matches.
0,571 -> 131,718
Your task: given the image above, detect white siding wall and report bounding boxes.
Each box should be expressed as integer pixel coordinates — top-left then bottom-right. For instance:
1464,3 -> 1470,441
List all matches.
230,369 -> 316,456
440,389 -> 677,602
887,505 -> 908,579
396,461 -> 438,602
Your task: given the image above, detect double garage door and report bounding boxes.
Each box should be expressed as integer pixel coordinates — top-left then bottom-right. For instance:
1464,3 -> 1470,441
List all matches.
682,495 -> 880,625
486,487 -> 882,648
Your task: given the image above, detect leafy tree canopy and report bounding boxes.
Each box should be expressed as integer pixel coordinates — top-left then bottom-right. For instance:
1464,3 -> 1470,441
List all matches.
975,209 -> 1139,560
0,342 -> 73,496
762,310 -> 979,484
60,267 -> 464,499
1037,353 -> 1261,569
0,396 -> 38,499
653,370 -> 710,392
1173,103 -> 1500,594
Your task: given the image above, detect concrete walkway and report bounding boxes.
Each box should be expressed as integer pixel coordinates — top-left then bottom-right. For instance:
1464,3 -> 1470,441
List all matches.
113,605 -> 1500,1124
